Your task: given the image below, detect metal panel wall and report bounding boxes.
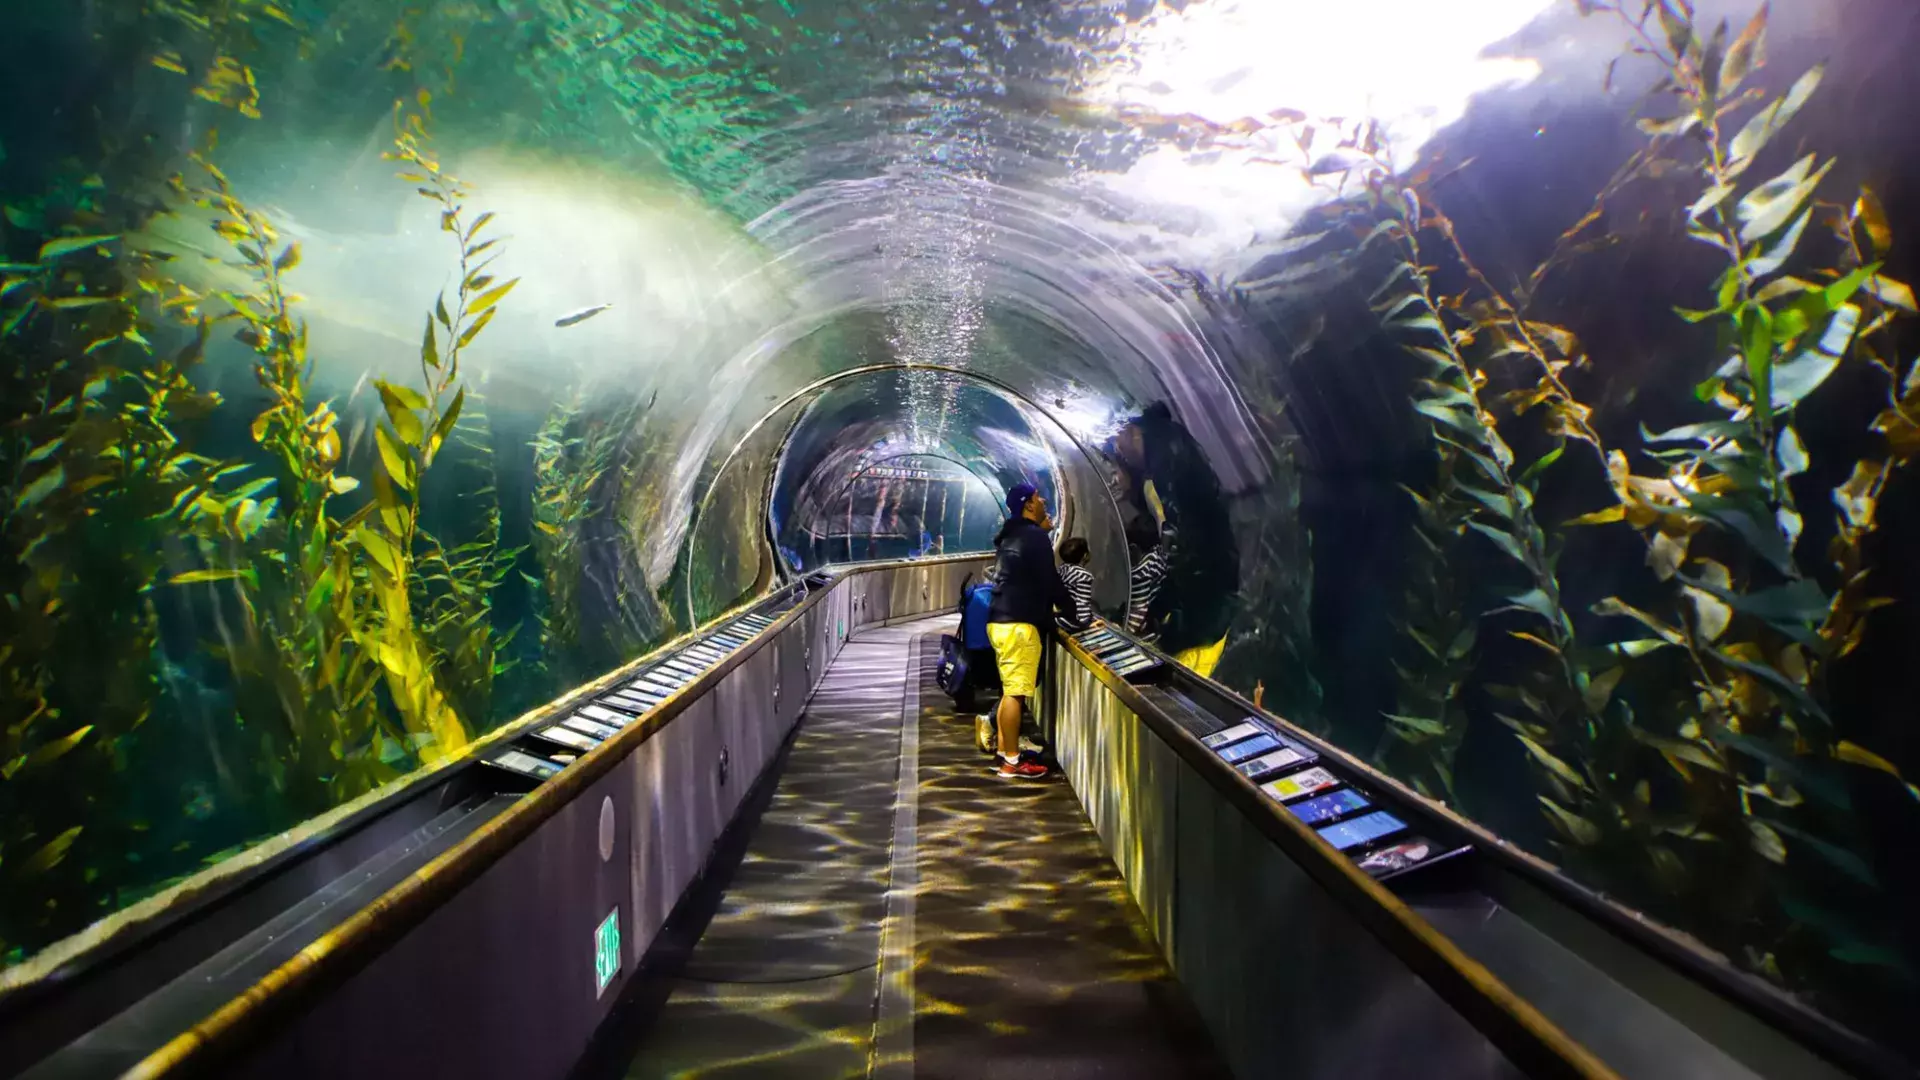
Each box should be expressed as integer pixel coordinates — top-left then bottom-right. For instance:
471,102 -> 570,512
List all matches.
1047,644 -> 1521,1080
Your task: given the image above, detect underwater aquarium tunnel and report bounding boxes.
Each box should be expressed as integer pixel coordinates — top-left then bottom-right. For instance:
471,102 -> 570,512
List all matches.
6,0 -> 1920,1077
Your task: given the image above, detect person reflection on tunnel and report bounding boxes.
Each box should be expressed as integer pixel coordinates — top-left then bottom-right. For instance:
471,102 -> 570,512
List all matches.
986,482 -> 1070,781
1111,403 -> 1240,679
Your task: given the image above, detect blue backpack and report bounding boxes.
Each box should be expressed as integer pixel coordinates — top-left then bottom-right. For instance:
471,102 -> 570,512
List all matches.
937,579 -> 997,702
960,580 -> 995,651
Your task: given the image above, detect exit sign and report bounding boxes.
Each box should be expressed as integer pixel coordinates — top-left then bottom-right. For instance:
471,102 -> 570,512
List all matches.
594,908 -> 621,997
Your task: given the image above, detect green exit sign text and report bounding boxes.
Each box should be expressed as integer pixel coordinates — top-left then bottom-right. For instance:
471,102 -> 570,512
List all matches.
594,908 -> 621,997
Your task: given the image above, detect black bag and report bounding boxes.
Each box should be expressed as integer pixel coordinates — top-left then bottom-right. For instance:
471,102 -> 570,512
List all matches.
937,633 -> 969,699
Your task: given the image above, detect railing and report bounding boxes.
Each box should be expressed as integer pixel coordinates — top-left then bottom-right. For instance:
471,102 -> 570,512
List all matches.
1047,620 -> 1890,1080
4,555 -> 989,1080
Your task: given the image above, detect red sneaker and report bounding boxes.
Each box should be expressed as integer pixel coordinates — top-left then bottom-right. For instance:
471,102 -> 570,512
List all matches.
996,758 -> 1050,781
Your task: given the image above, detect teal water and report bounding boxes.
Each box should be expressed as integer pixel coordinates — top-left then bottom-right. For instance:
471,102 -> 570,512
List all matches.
1,0 -> 1917,1060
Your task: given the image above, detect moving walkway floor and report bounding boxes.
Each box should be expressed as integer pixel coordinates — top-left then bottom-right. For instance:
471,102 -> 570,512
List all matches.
579,616 -> 1226,1079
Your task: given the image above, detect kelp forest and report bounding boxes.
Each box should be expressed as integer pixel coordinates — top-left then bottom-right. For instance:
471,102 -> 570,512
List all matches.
0,1 -> 658,970
1322,0 -> 1919,1046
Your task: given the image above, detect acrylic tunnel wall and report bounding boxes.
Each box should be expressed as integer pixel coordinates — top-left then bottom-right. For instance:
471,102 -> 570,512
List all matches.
4,0 -> 1920,1069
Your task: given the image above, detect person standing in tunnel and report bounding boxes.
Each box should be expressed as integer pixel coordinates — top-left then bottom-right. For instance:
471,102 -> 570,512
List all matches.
1112,402 -> 1239,678
1056,537 -> 1095,633
987,482 -> 1069,781
1123,516 -> 1169,639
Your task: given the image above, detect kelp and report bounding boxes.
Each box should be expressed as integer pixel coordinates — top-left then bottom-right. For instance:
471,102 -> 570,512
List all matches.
528,394 -> 620,682
1350,0 -> 1918,1017
413,389 -> 522,730
1560,0 -> 1916,980
1355,144 -> 1613,819
0,189 -> 241,960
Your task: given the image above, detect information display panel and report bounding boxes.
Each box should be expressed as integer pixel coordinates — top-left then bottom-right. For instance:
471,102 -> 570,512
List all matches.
536,725 -> 599,752
577,704 -> 633,728
1317,811 -> 1407,852
489,749 -> 563,781
1234,747 -> 1306,781
1261,767 -> 1340,803
1202,719 -> 1270,749
598,691 -> 651,713
1285,788 -> 1371,825
1110,654 -> 1161,676
661,658 -> 705,679
1357,838 -> 1444,877
563,715 -> 621,741
1217,732 -> 1283,764
684,645 -> 724,662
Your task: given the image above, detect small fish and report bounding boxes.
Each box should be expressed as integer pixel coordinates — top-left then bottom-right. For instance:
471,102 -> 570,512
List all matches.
555,303 -> 613,328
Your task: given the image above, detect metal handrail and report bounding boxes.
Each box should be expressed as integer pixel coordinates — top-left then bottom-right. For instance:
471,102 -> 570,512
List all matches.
99,554 -> 983,1078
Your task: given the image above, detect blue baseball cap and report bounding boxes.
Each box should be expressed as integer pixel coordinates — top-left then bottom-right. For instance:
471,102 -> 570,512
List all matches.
1006,482 -> 1038,516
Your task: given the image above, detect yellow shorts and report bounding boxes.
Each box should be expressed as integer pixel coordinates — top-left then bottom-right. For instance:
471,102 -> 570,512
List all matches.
986,622 -> 1042,698
1173,636 -> 1227,679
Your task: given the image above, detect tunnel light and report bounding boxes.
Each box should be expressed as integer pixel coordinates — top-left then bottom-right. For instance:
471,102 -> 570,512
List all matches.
1080,0 -> 1552,270
1048,393 -> 1123,447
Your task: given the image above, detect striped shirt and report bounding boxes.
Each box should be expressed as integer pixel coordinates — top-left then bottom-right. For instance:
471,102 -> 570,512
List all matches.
1126,547 -> 1169,636
1058,563 -> 1095,632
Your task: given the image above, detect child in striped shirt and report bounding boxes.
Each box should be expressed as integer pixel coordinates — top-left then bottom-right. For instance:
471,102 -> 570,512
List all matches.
1056,537 -> 1095,632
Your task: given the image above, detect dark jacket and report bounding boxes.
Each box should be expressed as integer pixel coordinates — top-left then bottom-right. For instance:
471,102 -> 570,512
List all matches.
987,517 -> 1069,629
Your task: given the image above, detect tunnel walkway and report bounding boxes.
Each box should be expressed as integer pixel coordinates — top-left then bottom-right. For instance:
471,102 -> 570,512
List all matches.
583,615 -> 1225,1079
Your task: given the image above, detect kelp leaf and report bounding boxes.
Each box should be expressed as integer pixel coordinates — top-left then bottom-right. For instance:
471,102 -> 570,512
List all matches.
375,425 -> 413,490
1466,522 -> 1529,566
1643,418 -> 1748,444
1682,492 -> 1794,575
1384,713 -> 1448,737
1412,398 -> 1476,433
14,465 -> 65,511
1856,188 -> 1894,258
356,526 -> 400,576
1721,2 -> 1768,92
1593,597 -> 1686,644
1715,729 -> 1847,807
1608,638 -> 1674,658
1582,667 -> 1624,715
1865,275 -> 1917,312
376,381 -> 427,447
1770,820 -> 1876,885
1833,459 -> 1883,529
1776,426 -> 1809,480
1745,208 -> 1810,279
1836,740 -> 1906,781
1538,797 -> 1600,845
470,278 -> 518,316
1729,66 -> 1823,169
21,826 -> 84,874
169,567 -> 254,586
1772,303 -> 1857,410
1738,155 -> 1831,244
1823,263 -> 1880,311
1747,819 -> 1788,864
25,725 -> 94,768
38,235 -> 119,260
1459,485 -> 1516,521
1566,504 -> 1626,526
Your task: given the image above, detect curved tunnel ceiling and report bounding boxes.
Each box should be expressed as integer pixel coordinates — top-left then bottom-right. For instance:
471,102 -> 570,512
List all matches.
183,0 -> 1584,595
